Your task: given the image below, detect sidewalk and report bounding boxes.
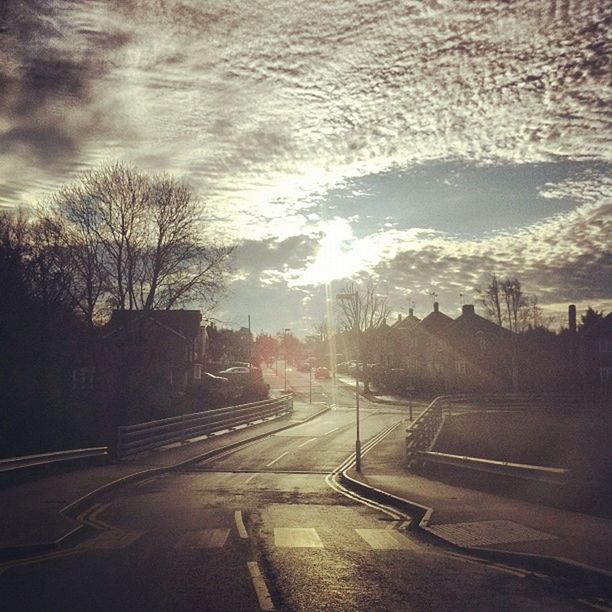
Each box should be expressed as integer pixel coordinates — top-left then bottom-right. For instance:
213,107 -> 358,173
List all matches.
0,399 -> 325,555
349,420 -> 612,577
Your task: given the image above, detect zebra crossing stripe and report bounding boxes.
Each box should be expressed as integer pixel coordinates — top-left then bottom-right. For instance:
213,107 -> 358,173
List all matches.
176,529 -> 230,549
355,529 -> 418,550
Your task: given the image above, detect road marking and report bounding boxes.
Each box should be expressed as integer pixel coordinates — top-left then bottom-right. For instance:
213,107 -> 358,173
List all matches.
87,503 -> 114,530
274,528 -> 323,548
297,437 -> 317,448
323,427 -> 339,435
266,451 -> 289,467
134,475 -> 159,488
0,549 -> 81,574
247,561 -> 275,610
244,473 -> 258,484
76,503 -> 101,527
355,529 -> 419,550
176,529 -> 229,550
235,510 -> 249,539
80,529 -> 144,550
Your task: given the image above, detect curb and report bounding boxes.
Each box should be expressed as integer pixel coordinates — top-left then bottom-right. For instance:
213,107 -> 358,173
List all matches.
338,449 -> 612,595
2,404 -> 330,558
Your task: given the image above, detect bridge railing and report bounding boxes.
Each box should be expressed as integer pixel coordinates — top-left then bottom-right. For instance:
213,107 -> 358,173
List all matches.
0,447 -> 108,475
406,392 -> 589,481
405,396 -> 451,466
117,394 -> 293,458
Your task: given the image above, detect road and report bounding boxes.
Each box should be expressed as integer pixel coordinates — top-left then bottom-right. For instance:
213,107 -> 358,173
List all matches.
0,368 -> 586,611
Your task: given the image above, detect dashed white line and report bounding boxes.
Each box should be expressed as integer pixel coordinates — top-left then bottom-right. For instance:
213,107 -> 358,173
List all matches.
297,437 -> 318,448
244,473 -> 258,484
266,451 -> 289,467
323,427 -> 339,435
234,511 -> 249,539
247,561 -> 275,610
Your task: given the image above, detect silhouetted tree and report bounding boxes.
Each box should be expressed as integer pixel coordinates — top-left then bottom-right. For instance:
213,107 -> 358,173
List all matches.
48,162 -> 234,325
336,281 -> 390,392
578,307 -> 604,335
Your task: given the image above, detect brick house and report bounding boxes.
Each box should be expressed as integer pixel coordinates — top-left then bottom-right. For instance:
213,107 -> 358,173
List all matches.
580,312 -> 612,393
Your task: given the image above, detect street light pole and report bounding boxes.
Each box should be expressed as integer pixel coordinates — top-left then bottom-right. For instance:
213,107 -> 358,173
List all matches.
309,365 -> 312,404
337,292 -> 361,472
283,328 -> 291,393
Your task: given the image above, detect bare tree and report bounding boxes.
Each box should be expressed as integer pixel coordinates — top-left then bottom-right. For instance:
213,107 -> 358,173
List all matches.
50,162 -> 234,324
479,274 -> 535,333
337,281 -> 390,392
337,281 -> 390,335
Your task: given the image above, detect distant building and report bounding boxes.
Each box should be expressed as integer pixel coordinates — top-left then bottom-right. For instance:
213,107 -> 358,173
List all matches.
580,312 -> 612,393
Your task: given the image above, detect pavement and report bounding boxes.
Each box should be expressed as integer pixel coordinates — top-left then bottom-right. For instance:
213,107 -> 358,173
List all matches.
347,395 -> 612,585
0,395 -> 326,555
1,380 -> 611,589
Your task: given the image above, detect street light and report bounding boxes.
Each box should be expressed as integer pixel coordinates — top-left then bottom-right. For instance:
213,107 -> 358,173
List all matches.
283,328 -> 291,393
336,292 -> 361,472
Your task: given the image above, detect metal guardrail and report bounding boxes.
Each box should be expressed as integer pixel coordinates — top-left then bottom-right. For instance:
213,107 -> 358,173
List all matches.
405,396 -> 449,465
416,451 -> 568,485
406,392 -> 589,479
117,394 -> 294,458
441,393 -> 591,414
0,447 -> 109,474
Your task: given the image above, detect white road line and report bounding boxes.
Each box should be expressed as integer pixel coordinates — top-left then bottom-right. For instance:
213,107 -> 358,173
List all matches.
244,473 -> 258,484
266,451 -> 289,467
247,561 -> 275,610
274,528 -> 323,548
235,510 -> 249,539
323,427 -> 339,435
297,437 -> 318,448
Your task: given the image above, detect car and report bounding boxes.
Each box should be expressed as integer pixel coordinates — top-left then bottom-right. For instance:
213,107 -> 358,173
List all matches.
315,366 -> 330,380
297,361 -> 311,372
218,366 -> 250,375
200,372 -> 229,387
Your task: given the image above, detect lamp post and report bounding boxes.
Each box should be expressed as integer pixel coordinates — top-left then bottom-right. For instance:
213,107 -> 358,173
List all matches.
336,292 -> 361,472
283,328 -> 291,393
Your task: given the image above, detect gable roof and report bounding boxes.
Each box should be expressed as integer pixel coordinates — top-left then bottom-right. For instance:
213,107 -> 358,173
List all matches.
420,309 -> 454,335
105,310 -> 202,340
584,312 -> 612,338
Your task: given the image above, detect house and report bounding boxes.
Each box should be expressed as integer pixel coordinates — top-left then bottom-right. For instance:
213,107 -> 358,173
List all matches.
103,309 -> 205,390
580,311 -> 612,393
382,302 -> 513,393
445,304 -> 513,392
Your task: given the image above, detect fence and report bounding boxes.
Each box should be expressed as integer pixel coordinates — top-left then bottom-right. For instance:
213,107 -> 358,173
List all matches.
0,447 -> 108,475
405,392 -> 588,482
405,396 -> 449,465
117,394 -> 293,458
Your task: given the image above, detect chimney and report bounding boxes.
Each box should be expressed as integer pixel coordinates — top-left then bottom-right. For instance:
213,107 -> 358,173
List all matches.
462,304 -> 475,316
409,307 -> 414,317
433,302 -> 439,313
397,314 -> 402,322
569,304 -> 576,334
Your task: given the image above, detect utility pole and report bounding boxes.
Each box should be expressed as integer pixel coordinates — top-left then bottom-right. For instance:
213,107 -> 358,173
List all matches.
337,291 -> 361,472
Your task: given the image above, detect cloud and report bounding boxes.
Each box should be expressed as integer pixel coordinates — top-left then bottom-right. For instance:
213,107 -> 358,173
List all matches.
2,0 -> 609,212
1,0 -> 610,331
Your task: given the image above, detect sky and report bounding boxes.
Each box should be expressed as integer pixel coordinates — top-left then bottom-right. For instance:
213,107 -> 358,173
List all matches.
1,0 -> 610,336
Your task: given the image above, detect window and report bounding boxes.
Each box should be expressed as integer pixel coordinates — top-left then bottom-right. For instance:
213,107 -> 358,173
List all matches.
478,334 -> 488,351
72,367 -> 95,391
193,363 -> 202,379
600,367 -> 612,384
599,339 -> 612,353
455,361 -> 467,375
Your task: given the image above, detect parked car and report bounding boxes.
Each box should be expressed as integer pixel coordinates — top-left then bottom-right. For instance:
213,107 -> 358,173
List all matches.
297,361 -> 311,372
315,366 -> 330,380
218,366 -> 250,375
200,372 -> 229,387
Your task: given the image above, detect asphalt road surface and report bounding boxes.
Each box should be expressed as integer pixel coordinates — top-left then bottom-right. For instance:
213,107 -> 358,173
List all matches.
1,374 -> 588,611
